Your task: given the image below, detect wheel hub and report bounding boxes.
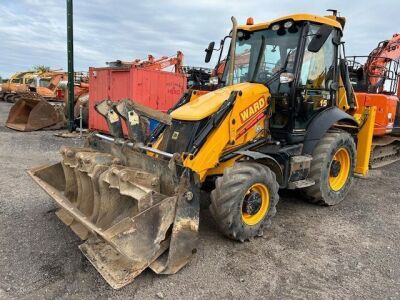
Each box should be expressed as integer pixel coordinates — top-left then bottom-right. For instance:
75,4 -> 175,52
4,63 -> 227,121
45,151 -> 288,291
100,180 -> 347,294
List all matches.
329,147 -> 351,192
242,192 -> 262,215
330,160 -> 341,177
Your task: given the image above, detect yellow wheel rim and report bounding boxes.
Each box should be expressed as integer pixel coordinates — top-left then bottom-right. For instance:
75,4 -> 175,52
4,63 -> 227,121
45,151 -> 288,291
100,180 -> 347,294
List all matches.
241,183 -> 270,226
329,147 -> 351,192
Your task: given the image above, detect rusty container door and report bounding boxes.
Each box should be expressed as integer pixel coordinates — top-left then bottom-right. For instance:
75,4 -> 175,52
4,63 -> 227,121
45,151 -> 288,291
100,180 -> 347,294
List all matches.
89,68 -> 131,133
89,67 -> 110,133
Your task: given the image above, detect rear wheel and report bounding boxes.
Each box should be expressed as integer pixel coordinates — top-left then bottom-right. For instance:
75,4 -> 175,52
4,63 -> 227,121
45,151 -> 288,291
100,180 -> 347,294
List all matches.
303,131 -> 356,205
210,162 -> 279,242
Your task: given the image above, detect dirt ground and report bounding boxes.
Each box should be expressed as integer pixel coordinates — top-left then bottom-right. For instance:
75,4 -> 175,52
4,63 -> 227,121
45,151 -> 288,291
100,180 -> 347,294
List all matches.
0,102 -> 399,300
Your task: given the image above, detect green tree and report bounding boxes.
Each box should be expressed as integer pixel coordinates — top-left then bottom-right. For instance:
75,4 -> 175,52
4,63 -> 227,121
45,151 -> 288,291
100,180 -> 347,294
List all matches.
32,65 -> 51,73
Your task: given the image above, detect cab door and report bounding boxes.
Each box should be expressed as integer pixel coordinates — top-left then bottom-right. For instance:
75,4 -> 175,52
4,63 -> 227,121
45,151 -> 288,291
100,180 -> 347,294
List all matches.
294,24 -> 337,130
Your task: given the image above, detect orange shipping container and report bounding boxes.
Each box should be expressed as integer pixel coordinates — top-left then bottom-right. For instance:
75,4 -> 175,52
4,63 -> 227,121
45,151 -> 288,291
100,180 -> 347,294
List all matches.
89,66 -> 187,133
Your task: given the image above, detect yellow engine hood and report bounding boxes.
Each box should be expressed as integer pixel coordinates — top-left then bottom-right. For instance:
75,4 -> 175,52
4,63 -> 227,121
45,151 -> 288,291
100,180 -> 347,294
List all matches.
171,83 -> 269,121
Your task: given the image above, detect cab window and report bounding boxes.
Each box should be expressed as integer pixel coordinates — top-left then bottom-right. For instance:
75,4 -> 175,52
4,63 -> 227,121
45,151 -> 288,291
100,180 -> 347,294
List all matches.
295,24 -> 335,129
11,78 -> 22,84
232,45 -> 251,84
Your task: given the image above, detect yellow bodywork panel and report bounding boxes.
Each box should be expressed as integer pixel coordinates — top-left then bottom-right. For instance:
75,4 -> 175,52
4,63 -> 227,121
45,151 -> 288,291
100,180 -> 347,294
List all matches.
181,83 -> 271,181
337,75 -> 359,114
238,13 -> 342,32
171,83 -> 266,121
337,79 -> 373,176
355,106 -> 376,176
337,76 -> 350,112
205,157 -> 238,176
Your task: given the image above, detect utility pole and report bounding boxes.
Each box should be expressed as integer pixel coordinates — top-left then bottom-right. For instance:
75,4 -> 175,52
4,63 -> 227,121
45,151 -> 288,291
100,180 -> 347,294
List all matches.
67,0 -> 74,132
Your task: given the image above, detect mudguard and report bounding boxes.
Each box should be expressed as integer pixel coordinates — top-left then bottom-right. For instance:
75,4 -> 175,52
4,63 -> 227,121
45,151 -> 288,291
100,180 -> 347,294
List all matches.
302,106 -> 358,155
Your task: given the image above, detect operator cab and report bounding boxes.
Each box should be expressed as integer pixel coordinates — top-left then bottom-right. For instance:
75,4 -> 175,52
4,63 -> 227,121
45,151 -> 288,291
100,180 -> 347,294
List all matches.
217,15 -> 343,144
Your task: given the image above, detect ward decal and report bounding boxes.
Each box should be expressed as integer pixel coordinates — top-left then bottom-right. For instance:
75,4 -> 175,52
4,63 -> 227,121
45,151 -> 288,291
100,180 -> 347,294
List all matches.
239,97 -> 266,123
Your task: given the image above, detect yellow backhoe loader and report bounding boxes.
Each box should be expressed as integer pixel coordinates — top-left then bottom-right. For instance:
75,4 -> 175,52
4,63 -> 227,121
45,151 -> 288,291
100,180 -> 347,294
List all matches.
29,12 -> 376,289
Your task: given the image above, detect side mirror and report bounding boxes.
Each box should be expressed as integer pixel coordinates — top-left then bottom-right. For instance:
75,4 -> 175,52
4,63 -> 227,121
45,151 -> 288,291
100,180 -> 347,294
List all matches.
307,25 -> 333,53
205,41 -> 215,63
280,72 -> 295,84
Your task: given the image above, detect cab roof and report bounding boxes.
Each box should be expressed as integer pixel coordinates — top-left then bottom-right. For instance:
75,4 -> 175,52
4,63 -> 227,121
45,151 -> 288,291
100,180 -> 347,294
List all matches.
237,13 -> 343,32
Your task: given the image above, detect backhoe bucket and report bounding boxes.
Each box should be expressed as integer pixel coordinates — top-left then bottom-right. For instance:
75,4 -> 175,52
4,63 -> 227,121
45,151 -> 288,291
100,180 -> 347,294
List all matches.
28,134 -> 200,289
6,95 -> 66,131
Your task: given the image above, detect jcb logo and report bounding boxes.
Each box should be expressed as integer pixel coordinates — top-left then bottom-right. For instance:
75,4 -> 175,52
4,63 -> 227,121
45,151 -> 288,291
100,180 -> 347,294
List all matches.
239,97 -> 266,123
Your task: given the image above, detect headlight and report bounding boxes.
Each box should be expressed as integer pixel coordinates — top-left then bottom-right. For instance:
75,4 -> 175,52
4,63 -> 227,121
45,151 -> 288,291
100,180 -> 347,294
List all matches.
284,20 -> 294,29
271,24 -> 280,31
209,76 -> 219,85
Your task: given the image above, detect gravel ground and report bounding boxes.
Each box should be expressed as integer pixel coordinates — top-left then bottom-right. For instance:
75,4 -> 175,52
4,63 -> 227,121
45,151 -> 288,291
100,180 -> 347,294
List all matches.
0,102 -> 399,299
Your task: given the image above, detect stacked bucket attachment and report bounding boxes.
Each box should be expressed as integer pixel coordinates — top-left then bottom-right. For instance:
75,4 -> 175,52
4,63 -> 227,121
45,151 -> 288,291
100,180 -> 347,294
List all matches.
6,93 -> 66,131
29,98 -> 200,289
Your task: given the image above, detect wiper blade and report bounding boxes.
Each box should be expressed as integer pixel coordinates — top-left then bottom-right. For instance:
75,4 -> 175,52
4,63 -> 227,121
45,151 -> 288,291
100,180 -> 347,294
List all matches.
265,68 -> 284,85
265,49 -> 294,86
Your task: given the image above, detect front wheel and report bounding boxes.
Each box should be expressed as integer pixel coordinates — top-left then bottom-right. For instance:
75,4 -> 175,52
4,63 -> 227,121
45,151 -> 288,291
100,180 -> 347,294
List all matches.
210,162 -> 279,242
303,131 -> 356,205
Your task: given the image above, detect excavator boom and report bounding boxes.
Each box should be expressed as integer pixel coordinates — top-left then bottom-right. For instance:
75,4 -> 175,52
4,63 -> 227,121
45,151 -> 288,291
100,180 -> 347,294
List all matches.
347,33 -> 400,168
106,51 -> 184,73
365,33 -> 400,91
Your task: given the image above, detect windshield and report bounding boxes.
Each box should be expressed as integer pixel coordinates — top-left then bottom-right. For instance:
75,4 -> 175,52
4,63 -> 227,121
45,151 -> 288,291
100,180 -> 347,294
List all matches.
39,78 -> 51,87
223,23 -> 302,93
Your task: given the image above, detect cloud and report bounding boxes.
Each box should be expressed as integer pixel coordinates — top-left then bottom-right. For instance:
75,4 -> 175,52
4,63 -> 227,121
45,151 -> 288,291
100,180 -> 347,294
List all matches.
0,0 -> 399,78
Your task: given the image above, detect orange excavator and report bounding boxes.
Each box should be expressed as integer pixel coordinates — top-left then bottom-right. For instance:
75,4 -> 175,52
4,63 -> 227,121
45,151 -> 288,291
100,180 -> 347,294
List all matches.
106,51 -> 184,73
348,33 -> 400,167
32,71 -> 68,101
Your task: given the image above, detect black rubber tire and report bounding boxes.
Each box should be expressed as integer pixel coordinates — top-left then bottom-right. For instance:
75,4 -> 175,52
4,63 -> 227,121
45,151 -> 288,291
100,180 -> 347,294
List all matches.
210,162 -> 279,242
4,94 -> 14,103
303,131 -> 356,206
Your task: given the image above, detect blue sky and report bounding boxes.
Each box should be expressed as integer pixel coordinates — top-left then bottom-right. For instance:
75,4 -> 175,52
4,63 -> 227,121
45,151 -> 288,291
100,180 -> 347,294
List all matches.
0,0 -> 399,78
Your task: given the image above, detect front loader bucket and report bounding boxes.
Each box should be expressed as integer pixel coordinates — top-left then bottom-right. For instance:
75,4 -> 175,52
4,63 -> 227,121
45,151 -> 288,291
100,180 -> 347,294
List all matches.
6,96 -> 66,131
28,135 -> 199,289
